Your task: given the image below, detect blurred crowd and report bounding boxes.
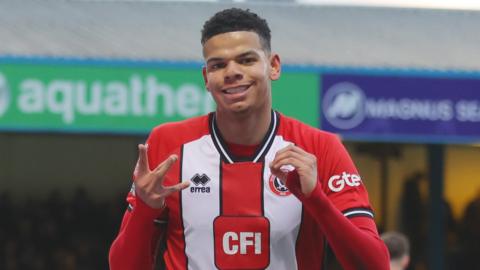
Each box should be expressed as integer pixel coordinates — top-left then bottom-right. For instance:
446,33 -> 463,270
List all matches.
400,172 -> 480,270
0,188 -> 125,270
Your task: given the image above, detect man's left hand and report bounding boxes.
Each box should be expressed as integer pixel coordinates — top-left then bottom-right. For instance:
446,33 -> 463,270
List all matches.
269,145 -> 317,197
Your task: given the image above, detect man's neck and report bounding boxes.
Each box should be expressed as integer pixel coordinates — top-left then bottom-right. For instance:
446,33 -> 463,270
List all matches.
215,107 -> 272,145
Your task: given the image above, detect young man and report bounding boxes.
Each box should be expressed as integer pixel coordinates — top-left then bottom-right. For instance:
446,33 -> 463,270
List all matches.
110,8 -> 389,270
381,232 -> 410,270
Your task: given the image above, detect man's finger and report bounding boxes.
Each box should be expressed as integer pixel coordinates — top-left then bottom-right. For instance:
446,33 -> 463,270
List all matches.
153,155 -> 178,179
271,151 -> 307,169
275,144 -> 294,155
271,157 -> 303,171
272,145 -> 310,165
276,145 -> 310,158
288,145 -> 310,155
162,181 -> 191,197
269,164 -> 288,183
136,144 -> 150,175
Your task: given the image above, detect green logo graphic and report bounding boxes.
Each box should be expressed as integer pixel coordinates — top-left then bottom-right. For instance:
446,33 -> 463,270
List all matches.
0,72 -> 10,117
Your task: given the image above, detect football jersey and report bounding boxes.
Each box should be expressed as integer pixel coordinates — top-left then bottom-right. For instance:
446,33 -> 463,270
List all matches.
126,111 -> 374,270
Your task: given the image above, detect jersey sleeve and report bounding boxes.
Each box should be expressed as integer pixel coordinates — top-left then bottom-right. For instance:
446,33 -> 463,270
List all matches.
284,132 -> 389,270
109,128 -> 168,270
318,133 -> 374,219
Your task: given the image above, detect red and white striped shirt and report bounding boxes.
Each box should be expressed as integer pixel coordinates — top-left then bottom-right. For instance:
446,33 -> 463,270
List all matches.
110,111 -> 388,270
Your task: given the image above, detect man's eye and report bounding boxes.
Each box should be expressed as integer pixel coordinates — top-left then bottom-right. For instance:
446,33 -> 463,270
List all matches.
209,63 -> 224,70
240,58 -> 256,64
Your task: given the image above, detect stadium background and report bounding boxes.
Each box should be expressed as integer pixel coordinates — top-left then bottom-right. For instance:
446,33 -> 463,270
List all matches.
0,0 -> 480,269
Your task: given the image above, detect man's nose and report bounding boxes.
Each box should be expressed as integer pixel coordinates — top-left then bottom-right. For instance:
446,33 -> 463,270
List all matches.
224,62 -> 243,83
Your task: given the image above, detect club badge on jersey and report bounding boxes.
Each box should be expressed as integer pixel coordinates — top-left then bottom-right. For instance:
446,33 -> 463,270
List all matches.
268,174 -> 292,196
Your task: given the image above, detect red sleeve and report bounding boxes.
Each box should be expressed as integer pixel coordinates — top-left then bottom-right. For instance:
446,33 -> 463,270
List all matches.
300,182 -> 389,270
109,129 -> 168,270
285,134 -> 390,270
109,195 -> 167,270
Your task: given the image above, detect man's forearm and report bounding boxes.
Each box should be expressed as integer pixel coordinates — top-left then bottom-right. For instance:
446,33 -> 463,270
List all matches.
109,198 -> 165,270
300,183 -> 390,270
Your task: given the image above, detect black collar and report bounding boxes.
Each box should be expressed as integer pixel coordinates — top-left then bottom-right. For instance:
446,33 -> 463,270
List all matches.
209,110 -> 279,163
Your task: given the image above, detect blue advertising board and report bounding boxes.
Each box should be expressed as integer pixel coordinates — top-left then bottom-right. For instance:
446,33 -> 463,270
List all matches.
320,74 -> 480,143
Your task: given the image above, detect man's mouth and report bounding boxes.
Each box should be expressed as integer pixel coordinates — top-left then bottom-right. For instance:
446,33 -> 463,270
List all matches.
222,84 -> 251,94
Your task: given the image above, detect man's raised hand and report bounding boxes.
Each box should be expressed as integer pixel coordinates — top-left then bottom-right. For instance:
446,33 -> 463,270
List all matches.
133,144 -> 190,209
269,144 -> 317,197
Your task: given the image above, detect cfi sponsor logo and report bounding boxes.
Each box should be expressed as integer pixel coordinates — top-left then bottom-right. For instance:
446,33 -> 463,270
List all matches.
0,72 -> 10,117
222,231 -> 262,255
268,174 -> 291,196
323,82 -> 366,130
328,172 -> 362,192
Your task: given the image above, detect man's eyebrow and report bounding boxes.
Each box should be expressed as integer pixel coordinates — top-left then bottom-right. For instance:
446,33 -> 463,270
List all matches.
206,50 -> 260,64
206,57 -> 223,64
236,50 -> 260,58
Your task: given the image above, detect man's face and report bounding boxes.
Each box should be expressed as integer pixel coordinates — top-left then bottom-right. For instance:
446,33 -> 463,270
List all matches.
202,31 -> 280,116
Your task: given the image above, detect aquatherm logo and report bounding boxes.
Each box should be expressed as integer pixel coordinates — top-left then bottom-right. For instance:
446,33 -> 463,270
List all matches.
0,72 -> 10,117
323,82 -> 366,129
13,75 -> 214,124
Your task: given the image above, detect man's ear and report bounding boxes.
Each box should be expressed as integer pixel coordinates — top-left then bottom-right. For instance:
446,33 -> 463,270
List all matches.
269,53 -> 281,81
202,66 -> 209,91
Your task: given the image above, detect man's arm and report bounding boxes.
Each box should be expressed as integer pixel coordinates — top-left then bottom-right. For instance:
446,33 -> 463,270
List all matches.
295,177 -> 389,270
109,144 -> 190,270
109,194 -> 167,270
270,141 -> 389,270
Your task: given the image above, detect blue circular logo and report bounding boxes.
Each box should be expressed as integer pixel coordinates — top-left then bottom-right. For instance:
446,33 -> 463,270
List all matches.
323,82 -> 366,129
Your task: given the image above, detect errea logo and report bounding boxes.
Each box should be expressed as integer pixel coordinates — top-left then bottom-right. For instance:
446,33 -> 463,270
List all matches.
328,172 -> 362,192
190,173 -> 211,193
0,72 -> 10,117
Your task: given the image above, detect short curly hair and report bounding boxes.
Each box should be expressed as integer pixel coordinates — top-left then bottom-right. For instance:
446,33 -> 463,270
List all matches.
381,232 -> 410,260
201,8 -> 271,52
